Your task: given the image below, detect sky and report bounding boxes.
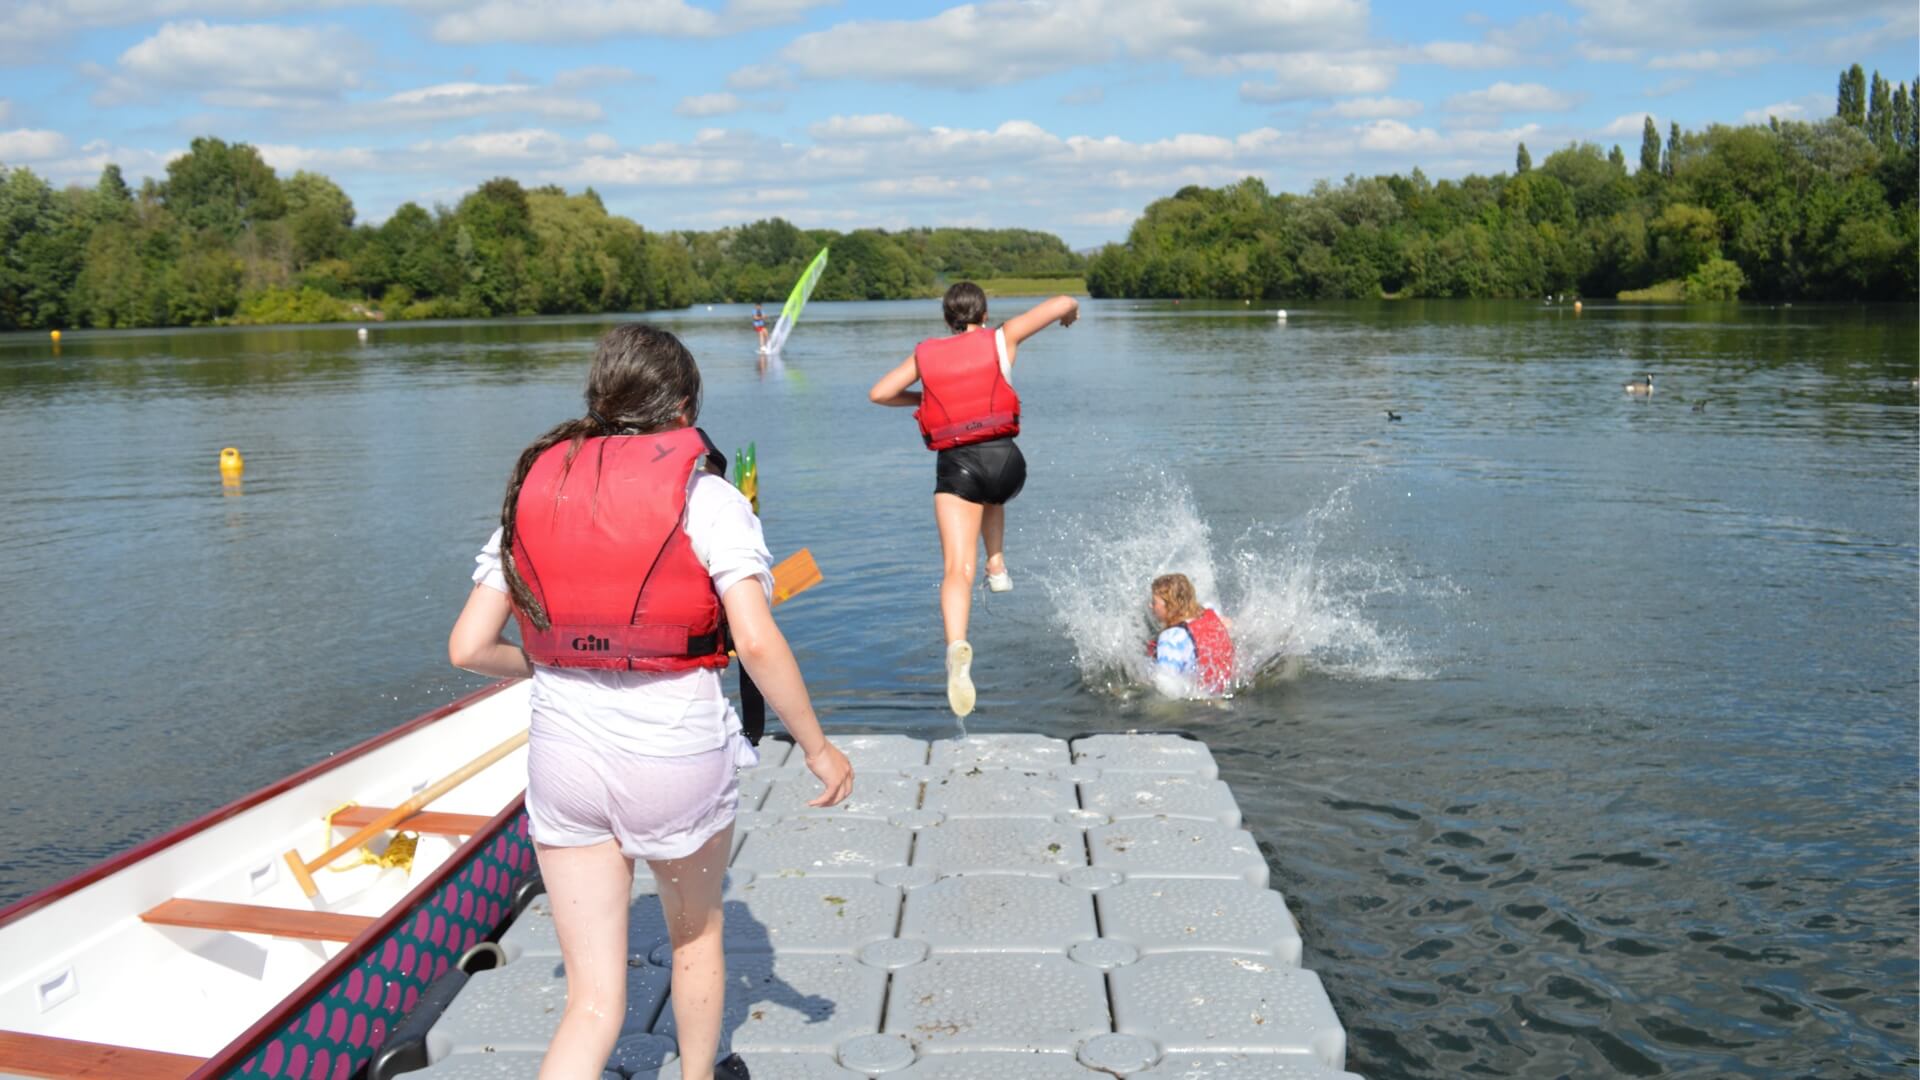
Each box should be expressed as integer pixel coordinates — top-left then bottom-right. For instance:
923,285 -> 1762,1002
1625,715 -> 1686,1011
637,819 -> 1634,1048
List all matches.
0,1 -> 1915,247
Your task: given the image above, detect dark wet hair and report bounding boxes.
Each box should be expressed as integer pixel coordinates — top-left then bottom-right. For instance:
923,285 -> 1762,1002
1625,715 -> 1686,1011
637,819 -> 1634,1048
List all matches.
499,323 -> 703,629
942,281 -> 988,332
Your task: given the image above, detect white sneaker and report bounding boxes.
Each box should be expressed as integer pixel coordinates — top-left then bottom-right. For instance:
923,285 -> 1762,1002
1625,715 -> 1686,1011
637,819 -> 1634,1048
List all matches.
985,567 -> 1012,593
945,640 -> 976,717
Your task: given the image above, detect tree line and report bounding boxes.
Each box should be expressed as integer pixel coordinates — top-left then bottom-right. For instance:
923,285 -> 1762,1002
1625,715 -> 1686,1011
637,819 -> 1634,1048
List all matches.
2,63 -> 1913,330
0,141 -> 1083,330
1087,64 -> 1917,302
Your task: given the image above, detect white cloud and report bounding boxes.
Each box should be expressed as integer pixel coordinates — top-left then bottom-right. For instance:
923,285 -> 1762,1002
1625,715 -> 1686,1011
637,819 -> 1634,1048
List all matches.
432,0 -> 722,44
553,65 -> 643,90
1644,77 -> 1692,98
1071,208 -> 1135,227
1739,94 -> 1826,124
726,0 -> 837,17
1578,43 -> 1640,63
1445,81 -> 1577,115
1572,0 -> 1912,46
859,176 -> 992,198
1645,48 -> 1774,71
808,113 -> 919,141
99,21 -> 360,106
1599,113 -> 1660,137
1357,119 -> 1541,156
676,93 -> 746,117
781,0 -> 1368,88
310,82 -> 605,128
726,63 -> 794,91
0,128 -> 69,161
1809,11 -> 1920,62
1415,41 -> 1516,68
1061,85 -> 1105,106
408,128 -> 574,167
254,143 -> 379,173
1239,53 -> 1395,102
1322,96 -> 1422,119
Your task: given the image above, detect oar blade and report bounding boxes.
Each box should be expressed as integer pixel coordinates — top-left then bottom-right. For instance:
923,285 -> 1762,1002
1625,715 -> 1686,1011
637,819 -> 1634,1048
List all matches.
771,548 -> 822,605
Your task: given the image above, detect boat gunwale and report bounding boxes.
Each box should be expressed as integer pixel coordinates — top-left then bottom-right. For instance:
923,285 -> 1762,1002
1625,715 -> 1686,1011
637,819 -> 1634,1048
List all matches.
191,790 -> 530,1079
0,678 -> 519,930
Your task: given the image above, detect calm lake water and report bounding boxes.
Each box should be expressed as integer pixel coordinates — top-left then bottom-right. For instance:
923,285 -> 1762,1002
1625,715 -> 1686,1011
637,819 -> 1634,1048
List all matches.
1,299 -> 1915,1078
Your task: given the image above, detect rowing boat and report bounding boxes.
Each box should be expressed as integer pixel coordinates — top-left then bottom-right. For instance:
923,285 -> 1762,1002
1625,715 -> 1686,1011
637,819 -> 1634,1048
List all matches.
0,548 -> 823,1079
0,679 -> 537,1079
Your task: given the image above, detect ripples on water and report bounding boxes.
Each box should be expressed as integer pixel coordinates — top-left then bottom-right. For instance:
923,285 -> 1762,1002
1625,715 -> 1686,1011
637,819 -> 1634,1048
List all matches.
0,301 -> 1913,1077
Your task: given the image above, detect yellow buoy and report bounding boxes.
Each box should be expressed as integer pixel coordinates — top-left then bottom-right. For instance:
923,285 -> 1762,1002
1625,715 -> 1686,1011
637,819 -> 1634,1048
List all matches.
1573,300 -> 1583,313
49,330 -> 60,342
219,447 -> 244,482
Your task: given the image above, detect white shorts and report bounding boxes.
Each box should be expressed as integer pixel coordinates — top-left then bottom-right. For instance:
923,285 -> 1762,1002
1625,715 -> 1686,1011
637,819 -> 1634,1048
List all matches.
527,725 -> 758,863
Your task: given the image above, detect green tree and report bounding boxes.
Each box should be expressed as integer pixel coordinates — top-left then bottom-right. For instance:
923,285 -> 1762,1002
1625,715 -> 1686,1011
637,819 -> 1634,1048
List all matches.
160,137 -> 286,238
1640,116 -> 1662,175
165,232 -> 243,324
1868,71 -> 1893,146
1665,121 -> 1682,177
283,171 -> 355,267
1608,144 -> 1627,173
1838,64 -> 1867,127
1685,256 -> 1746,299
1515,142 -> 1532,173
0,167 -> 81,329
1649,203 -> 1721,279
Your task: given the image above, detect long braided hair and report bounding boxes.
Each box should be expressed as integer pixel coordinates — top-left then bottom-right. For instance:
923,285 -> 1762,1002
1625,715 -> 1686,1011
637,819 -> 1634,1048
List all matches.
499,323 -> 704,630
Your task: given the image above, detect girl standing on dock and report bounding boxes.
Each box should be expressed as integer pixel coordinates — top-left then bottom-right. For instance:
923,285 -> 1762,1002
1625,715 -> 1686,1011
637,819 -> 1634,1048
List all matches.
449,323 -> 853,1080
868,282 -> 1078,717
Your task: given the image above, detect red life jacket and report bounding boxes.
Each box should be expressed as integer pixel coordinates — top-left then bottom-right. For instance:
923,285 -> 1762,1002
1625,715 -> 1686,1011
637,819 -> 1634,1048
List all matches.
1147,608 -> 1236,695
914,329 -> 1021,451
508,426 -> 731,672
1184,608 -> 1235,694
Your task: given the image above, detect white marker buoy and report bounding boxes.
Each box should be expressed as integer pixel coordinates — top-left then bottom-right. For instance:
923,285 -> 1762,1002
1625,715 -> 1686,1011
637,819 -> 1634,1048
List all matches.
1275,309 -> 1288,321
356,327 -> 368,341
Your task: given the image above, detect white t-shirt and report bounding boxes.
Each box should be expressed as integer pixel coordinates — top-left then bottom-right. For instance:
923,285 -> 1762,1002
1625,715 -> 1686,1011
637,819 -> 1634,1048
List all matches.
473,470 -> 773,757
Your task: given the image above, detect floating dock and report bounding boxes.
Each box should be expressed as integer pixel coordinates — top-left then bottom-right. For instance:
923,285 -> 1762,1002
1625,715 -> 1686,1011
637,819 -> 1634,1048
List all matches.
391,733 -> 1358,1079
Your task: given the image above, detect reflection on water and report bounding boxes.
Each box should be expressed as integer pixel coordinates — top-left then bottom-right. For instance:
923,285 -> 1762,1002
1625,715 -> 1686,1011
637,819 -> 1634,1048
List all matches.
0,300 -> 1914,1078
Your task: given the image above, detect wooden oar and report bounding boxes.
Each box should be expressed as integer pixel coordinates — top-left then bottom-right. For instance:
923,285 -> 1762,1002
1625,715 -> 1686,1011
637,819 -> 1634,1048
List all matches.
284,551 -> 823,899
284,730 -> 527,898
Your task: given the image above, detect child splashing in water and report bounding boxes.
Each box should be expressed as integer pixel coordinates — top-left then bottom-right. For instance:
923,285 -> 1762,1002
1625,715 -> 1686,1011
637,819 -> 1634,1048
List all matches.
450,324 -> 853,1080
869,282 -> 1079,717
1148,572 -> 1236,698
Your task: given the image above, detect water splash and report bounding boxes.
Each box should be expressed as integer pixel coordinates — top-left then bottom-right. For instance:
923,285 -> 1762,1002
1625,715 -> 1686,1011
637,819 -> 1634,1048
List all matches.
1035,474 -> 1436,696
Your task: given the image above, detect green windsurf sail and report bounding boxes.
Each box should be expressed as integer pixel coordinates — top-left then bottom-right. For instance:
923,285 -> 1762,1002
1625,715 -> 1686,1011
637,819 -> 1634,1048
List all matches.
762,246 -> 828,355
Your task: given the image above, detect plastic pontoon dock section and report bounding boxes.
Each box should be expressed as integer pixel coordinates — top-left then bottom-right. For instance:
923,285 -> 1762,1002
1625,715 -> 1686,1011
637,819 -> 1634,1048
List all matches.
387,733 -> 1359,1080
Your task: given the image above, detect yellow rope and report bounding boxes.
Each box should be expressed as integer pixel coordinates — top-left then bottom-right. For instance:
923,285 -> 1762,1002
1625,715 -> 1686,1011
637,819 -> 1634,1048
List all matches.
321,802 -> 420,873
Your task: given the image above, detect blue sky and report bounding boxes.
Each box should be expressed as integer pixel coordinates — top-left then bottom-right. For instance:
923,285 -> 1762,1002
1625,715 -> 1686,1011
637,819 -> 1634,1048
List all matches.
1,1 -> 1914,246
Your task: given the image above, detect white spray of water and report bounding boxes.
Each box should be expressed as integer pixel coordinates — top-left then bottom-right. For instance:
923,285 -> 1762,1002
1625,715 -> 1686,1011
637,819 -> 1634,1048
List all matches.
1035,474 -> 1437,697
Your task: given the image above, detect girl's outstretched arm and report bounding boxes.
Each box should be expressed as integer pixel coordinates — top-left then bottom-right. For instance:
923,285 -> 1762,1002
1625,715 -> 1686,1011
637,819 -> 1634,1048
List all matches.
721,578 -> 853,807
868,355 -> 922,407
1001,294 -> 1079,348
449,583 -> 534,679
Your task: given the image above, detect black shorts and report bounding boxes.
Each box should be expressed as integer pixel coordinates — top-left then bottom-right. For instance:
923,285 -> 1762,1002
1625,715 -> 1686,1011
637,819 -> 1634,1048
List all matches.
934,437 -> 1027,505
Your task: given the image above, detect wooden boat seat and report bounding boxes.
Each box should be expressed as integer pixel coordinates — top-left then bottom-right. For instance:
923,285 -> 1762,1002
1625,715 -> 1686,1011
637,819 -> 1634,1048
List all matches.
140,898 -> 375,942
0,1030 -> 202,1079
330,805 -> 492,836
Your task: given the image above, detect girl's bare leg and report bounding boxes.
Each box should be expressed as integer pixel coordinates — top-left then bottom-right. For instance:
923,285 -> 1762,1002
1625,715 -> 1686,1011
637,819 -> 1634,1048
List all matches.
982,503 -> 1007,576
650,826 -> 735,1080
934,493 -> 985,644
536,840 -> 635,1080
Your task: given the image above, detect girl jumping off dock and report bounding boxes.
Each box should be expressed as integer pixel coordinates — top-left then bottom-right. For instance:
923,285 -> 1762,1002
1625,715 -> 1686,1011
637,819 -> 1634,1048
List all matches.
450,324 -> 852,1080
868,282 -> 1079,717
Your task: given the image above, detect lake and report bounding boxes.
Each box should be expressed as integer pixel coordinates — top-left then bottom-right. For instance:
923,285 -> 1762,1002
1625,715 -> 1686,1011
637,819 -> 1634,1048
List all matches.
1,299 -> 1914,1077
